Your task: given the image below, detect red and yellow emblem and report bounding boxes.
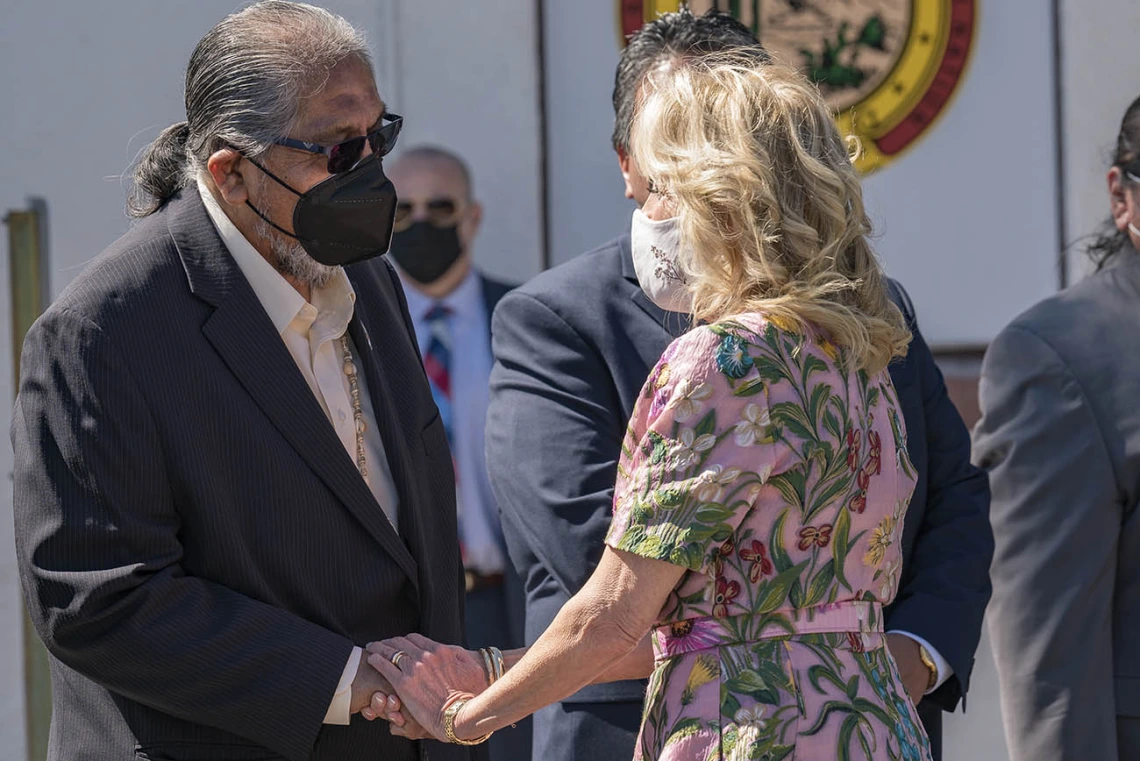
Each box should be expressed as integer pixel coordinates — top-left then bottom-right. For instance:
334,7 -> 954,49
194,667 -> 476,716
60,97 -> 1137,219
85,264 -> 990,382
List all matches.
619,1 -> 976,173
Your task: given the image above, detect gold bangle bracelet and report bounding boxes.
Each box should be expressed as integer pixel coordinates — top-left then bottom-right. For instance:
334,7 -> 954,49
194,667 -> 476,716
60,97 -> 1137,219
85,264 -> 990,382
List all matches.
443,698 -> 493,746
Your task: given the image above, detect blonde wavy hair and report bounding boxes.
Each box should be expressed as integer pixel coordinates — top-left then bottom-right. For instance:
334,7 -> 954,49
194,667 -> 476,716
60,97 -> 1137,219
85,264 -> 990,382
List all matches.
630,52 -> 911,374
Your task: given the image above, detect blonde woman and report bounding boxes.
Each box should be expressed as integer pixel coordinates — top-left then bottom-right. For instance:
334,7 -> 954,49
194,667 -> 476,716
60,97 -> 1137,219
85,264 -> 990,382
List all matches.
367,52 -> 931,761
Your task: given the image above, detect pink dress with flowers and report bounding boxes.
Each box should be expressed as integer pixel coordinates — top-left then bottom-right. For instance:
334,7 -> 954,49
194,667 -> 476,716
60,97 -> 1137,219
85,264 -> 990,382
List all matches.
605,314 -> 931,761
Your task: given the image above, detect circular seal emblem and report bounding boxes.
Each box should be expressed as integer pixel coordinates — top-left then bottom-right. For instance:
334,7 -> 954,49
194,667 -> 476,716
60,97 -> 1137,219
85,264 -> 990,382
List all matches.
619,1 -> 976,173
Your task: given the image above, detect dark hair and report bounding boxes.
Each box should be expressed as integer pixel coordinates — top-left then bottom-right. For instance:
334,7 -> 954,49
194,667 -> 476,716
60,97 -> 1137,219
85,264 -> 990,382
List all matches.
1088,95 -> 1140,268
612,7 -> 767,152
128,1 -> 371,217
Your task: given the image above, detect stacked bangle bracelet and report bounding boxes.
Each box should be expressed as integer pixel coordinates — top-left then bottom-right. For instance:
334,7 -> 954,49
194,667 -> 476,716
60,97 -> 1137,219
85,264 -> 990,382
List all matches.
475,646 -> 516,729
479,646 -> 506,685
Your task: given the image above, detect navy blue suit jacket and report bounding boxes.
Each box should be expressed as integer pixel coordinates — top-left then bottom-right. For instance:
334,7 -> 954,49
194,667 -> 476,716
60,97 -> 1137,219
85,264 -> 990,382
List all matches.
481,276 -> 513,327
485,234 -> 991,752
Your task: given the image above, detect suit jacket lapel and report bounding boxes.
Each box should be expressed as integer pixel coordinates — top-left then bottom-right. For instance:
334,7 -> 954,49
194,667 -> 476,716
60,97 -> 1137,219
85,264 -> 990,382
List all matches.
169,191 -> 419,586
346,264 -> 446,598
345,306 -> 428,562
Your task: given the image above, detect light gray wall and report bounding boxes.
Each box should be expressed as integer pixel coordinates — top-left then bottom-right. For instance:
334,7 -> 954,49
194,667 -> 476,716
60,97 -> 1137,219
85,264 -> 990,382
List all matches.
543,0 -> 634,268
376,0 -> 544,283
861,0 -> 1059,348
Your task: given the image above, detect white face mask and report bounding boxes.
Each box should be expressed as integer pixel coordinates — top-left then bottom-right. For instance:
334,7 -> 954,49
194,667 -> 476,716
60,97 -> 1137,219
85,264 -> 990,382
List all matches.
630,208 -> 693,313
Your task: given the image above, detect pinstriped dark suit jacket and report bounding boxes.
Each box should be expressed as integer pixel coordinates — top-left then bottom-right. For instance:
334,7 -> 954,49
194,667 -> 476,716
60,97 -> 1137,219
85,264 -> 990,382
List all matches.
11,190 -> 478,761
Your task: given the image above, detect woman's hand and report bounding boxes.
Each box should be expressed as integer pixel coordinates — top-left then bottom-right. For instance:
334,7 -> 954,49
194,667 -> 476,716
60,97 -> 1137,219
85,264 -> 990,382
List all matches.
364,635 -> 490,742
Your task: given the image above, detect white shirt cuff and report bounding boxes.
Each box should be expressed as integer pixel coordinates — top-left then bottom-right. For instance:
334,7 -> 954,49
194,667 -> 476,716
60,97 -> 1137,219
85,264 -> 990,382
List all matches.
888,630 -> 952,693
323,646 -> 362,725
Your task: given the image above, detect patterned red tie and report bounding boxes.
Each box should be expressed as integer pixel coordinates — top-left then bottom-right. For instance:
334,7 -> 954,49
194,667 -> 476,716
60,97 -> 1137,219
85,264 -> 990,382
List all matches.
422,304 -> 465,562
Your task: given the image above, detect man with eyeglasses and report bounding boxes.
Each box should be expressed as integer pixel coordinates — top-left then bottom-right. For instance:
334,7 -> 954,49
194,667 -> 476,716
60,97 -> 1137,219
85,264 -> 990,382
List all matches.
385,146 -> 530,761
11,4 -> 477,761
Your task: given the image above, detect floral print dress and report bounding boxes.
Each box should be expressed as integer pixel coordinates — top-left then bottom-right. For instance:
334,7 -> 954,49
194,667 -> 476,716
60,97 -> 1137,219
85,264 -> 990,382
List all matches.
605,313 -> 931,761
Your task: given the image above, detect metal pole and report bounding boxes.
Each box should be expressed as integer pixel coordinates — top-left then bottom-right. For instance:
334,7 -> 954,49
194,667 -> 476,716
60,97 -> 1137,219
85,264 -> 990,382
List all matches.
535,0 -> 552,270
4,198 -> 51,761
1051,0 -> 1069,289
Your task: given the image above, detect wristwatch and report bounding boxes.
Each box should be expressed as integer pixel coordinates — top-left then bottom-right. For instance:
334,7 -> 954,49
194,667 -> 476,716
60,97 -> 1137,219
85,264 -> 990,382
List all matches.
917,644 -> 938,693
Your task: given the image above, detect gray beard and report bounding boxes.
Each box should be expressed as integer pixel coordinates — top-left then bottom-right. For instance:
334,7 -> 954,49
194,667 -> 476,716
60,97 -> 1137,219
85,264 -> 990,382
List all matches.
253,219 -> 341,290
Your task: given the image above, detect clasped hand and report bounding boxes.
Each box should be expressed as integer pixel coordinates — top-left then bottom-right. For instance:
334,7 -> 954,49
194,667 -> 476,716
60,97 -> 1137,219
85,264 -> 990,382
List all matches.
359,633 -> 489,742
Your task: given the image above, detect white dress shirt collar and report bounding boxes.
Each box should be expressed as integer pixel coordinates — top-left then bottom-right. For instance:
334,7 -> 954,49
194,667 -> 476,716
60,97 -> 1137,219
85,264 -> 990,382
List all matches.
196,178 -> 356,337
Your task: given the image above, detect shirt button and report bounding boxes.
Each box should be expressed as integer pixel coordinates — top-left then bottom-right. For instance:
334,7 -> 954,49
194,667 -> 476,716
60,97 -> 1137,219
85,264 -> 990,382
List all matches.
338,409 -> 347,422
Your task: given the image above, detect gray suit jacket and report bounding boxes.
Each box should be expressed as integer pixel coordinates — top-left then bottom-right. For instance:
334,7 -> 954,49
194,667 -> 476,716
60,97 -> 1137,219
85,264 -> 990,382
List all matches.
11,191 -> 477,761
974,252 -> 1140,761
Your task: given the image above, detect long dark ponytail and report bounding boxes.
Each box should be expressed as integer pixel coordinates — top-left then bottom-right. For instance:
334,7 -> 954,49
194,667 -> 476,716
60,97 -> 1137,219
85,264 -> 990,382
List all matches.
127,122 -> 192,218
1088,95 -> 1140,269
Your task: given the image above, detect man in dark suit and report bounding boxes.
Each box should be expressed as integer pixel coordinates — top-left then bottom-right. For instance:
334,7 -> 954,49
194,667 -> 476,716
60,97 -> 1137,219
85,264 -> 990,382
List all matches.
12,4 -> 477,760
387,146 -> 530,761
485,9 -> 993,761
973,138 -> 1140,761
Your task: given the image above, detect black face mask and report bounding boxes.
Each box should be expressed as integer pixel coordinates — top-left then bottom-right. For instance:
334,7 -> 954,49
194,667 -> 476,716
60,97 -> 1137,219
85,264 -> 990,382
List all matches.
244,153 -> 398,267
389,221 -> 464,284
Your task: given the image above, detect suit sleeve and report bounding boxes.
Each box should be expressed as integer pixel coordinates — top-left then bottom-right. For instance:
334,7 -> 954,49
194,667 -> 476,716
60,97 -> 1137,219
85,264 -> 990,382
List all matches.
883,282 -> 994,711
485,290 -> 626,601
973,324 -> 1120,761
12,309 -> 354,761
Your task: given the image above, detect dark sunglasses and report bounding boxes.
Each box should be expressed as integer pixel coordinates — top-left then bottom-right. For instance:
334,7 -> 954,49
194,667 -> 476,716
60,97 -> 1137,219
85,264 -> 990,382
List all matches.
393,197 -> 463,232
273,112 -> 403,174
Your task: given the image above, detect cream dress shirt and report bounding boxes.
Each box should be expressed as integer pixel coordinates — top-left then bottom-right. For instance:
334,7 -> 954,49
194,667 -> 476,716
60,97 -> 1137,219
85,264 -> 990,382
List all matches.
198,179 -> 397,725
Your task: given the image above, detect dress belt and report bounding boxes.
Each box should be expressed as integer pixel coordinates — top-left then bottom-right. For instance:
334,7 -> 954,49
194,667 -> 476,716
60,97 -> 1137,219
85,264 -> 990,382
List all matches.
464,569 -> 504,593
651,601 -> 883,661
